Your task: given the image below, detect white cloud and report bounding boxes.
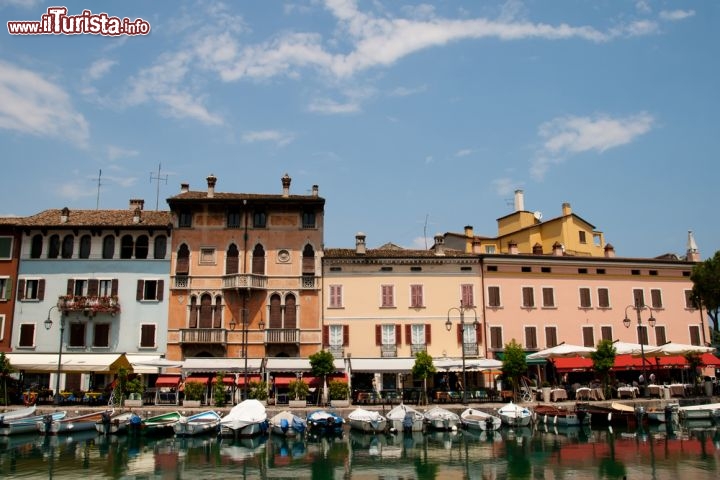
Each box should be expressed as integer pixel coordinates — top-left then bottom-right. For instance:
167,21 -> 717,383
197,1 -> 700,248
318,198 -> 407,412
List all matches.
0,61 -> 89,147
308,97 -> 361,114
659,10 -> 695,21
86,59 -> 117,81
389,84 -> 428,97
58,180 -> 98,200
531,112 -> 654,180
635,1 -> 652,14
492,177 -> 520,196
241,130 -> 296,146
107,145 -> 139,161
455,148 -> 473,157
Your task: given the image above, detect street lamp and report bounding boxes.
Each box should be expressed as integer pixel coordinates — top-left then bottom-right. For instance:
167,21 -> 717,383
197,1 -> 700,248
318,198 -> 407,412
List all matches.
446,301 -> 479,405
44,305 -> 65,405
623,303 -> 657,391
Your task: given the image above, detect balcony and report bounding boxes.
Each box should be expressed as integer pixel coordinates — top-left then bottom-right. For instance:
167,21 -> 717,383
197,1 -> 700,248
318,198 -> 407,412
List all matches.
264,328 -> 299,344
410,344 -> 427,355
463,343 -> 479,356
328,346 -> 344,358
180,328 -> 228,344
58,295 -> 121,316
172,276 -> 190,289
381,344 -> 397,358
222,274 -> 268,290
301,275 -> 317,289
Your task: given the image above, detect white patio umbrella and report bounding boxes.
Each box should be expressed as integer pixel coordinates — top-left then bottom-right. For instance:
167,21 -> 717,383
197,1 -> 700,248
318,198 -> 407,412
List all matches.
526,343 -> 595,360
651,342 -> 715,356
612,341 -> 662,356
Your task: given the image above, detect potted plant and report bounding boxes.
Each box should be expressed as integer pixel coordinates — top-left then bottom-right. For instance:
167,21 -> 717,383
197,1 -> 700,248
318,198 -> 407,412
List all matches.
329,380 -> 350,407
248,380 -> 269,403
213,372 -> 227,407
183,380 -> 205,407
118,368 -> 144,407
288,379 -> 309,408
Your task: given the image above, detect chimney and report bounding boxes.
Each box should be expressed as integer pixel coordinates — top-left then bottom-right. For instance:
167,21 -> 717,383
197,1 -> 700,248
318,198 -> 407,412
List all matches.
206,174 -> 217,198
508,240 -> 519,255
434,234 -> 445,256
355,232 -> 366,255
311,185 -> 319,197
604,243 -> 616,258
552,242 -> 564,256
133,207 -> 142,224
464,225 -> 474,253
129,199 -> 145,211
60,207 -> 70,223
180,183 -> 190,193
532,243 -> 543,255
281,173 -> 291,197
514,190 -> 525,211
562,202 -> 572,216
686,230 -> 700,262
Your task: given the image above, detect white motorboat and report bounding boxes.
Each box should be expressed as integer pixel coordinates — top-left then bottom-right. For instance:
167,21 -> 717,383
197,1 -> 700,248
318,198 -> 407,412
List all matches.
219,399 -> 269,438
678,402 -> 720,421
38,409 -> 112,435
423,406 -> 460,431
348,408 -> 387,433
0,411 -> 66,436
497,402 -> 533,427
385,404 -> 425,432
95,411 -> 137,435
269,410 -> 307,437
0,405 -> 37,423
460,408 -> 502,431
174,410 -> 222,436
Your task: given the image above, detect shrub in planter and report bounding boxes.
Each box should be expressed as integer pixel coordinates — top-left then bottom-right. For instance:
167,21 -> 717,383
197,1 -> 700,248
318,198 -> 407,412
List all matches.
213,373 -> 227,407
248,381 -> 268,401
288,379 -> 309,401
328,380 -> 350,400
183,381 -> 206,402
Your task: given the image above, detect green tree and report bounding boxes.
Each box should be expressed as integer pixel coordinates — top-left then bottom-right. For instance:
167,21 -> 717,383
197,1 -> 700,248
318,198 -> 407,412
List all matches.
690,251 -> 720,346
501,339 -> 528,402
309,350 -> 336,405
0,353 -> 15,406
591,339 -> 616,399
288,379 -> 309,401
213,372 -> 227,407
116,367 -> 129,406
411,351 -> 436,405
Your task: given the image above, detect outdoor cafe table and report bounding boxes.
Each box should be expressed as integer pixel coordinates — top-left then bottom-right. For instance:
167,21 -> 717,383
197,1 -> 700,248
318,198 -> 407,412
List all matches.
646,385 -> 663,397
668,384 -> 686,397
550,388 -> 568,402
575,387 -> 595,401
617,386 -> 639,398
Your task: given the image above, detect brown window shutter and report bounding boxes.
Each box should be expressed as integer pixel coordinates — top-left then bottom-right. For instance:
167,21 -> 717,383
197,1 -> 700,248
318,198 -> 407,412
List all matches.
136,280 -> 144,301
425,324 -> 431,345
375,325 -> 381,346
189,302 -> 198,328
88,279 -> 99,296
111,279 -> 118,296
395,325 -> 401,345
157,280 -> 164,301
66,279 -> 74,295
38,280 -> 45,300
343,325 -> 349,346
475,322 -> 482,343
322,326 -> 329,346
18,279 -> 25,300
457,324 -> 462,344
405,325 -> 411,345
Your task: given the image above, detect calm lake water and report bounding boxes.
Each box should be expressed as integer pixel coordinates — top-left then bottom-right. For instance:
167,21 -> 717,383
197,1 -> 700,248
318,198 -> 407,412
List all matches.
1,423 -> 719,479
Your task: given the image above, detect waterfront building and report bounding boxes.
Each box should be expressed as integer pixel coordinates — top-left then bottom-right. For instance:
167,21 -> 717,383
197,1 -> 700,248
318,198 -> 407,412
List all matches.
0,218 -> 21,353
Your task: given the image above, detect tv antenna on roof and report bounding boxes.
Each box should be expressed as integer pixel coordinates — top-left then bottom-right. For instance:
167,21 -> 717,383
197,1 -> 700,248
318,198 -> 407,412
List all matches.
94,169 -> 104,210
150,163 -> 168,210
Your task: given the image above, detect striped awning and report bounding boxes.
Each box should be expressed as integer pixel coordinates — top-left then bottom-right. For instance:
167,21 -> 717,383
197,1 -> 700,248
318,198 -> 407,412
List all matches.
5,353 -> 132,373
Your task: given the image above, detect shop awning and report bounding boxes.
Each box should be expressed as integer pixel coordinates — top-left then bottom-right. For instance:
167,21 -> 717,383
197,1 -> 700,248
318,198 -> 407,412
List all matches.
127,354 -> 183,374
495,352 -> 547,366
552,357 -> 594,373
182,357 -> 263,373
212,375 -> 235,385
265,357 -> 345,373
236,375 -> 261,386
155,375 -> 182,387
5,353 -> 132,373
552,352 -> 720,373
349,358 -> 416,373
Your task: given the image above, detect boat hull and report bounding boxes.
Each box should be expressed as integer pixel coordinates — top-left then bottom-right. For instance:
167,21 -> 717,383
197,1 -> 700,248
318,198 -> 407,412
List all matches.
269,411 -> 307,437
0,412 -> 66,436
174,411 -> 222,436
386,405 -> 425,433
307,410 -> 345,435
497,403 -> 533,428
219,420 -> 268,438
95,412 -> 136,435
460,409 -> 502,431
40,410 -> 110,435
424,407 -> 461,431
533,405 -> 590,427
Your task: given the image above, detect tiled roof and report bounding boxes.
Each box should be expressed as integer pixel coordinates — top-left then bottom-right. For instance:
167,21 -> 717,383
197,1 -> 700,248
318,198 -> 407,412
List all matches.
0,217 -> 22,226
168,191 -> 324,202
323,247 -> 474,259
18,209 -> 173,227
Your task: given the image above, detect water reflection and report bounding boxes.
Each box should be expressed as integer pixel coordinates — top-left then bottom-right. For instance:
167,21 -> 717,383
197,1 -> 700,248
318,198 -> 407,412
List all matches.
1,423 -> 719,479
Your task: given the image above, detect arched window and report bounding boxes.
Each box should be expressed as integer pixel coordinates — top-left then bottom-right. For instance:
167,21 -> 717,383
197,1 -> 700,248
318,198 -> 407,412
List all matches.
135,235 -> 149,259
302,244 -> 315,274
284,294 -> 297,328
226,244 -> 239,274
102,235 -> 115,259
252,244 -> 265,275
61,235 -> 74,259
120,235 -> 134,259
199,293 -> 213,328
30,234 -> 43,258
214,296 -> 223,328
154,235 -> 167,259
189,295 -> 198,328
176,244 -> 190,274
269,294 -> 282,329
79,235 -> 91,259
48,235 -> 60,259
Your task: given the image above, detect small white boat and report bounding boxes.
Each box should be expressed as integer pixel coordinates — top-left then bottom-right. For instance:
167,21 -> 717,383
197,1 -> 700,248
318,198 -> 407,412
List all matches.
269,410 -> 307,437
219,399 -> 269,438
348,408 -> 387,433
497,402 -> 533,427
174,410 -> 222,436
385,404 -> 425,432
95,411 -> 137,435
0,405 -> 37,423
38,409 -> 112,435
306,410 -> 345,435
460,408 -> 502,431
0,411 -> 66,436
423,406 -> 460,431
678,402 -> 720,421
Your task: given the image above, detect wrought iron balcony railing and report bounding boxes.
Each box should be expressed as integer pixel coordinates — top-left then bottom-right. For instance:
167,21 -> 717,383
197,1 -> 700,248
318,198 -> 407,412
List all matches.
180,328 -> 228,344
264,328 -> 299,344
58,295 -> 121,316
381,344 -> 397,357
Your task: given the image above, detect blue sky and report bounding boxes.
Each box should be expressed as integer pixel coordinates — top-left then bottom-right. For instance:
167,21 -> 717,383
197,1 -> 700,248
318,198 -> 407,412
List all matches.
1,1 -> 717,259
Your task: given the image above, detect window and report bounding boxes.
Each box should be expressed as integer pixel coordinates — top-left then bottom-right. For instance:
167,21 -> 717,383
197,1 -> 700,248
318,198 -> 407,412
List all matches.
137,279 -> 164,301
689,325 -> 701,346
19,279 -> 44,301
178,210 -> 192,228
633,289 -> 645,307
30,234 -> 43,258
0,315 -> 4,341
176,244 -> 190,274
0,237 -> 12,259
489,326 -> 503,349
637,325 -> 649,345
199,247 -> 215,265
153,235 -> 167,259
541,267 -> 551,273
120,235 -> 134,259
98,279 -> 112,297
545,326 -> 558,348
135,235 -> 149,259
381,285 -> 394,308
410,284 -> 424,308
582,326 -> 594,348
521,287 -> 535,308
601,326 -> 613,342
487,286 -> 501,307
525,326 -> 538,349
542,287 -> 555,308
684,290 -> 697,309
521,266 -> 532,273
410,324 -> 427,345
329,285 -> 343,308
227,209 -> 241,228
61,235 -> 74,258
579,288 -> 592,308
579,231 -> 587,244
68,323 -> 86,347
650,289 -> 663,309
461,284 -> 474,307
93,323 -> 110,348
0,277 -> 9,301
72,279 -> 88,296
226,244 -> 240,274
252,244 -> 265,275
380,324 -> 396,345
102,235 -> 115,259
140,324 -> 157,348
459,322 -> 477,345
79,235 -> 91,259
48,235 -> 60,258
598,288 -> 610,308
253,211 -> 266,228
593,233 -> 602,246
655,325 -> 667,346
485,245 -> 496,254
18,323 -> 35,347
302,211 -> 316,228
329,325 -> 345,347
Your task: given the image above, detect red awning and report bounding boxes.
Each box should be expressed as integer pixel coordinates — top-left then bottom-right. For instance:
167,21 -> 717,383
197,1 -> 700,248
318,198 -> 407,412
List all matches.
212,375 -> 235,386
155,375 -> 181,387
553,353 -> 720,373
553,357 -> 593,373
272,376 -> 296,387
236,375 -> 261,386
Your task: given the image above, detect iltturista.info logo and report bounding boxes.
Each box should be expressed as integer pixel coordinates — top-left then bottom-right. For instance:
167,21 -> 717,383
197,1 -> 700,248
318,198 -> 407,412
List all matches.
7,7 -> 150,36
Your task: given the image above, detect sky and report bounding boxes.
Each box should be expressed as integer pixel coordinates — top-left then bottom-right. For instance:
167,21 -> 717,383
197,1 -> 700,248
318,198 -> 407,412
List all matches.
1,1 -> 718,259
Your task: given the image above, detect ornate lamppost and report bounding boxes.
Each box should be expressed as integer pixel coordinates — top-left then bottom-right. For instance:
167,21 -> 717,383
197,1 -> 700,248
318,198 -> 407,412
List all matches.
446,301 -> 479,405
623,303 -> 657,393
43,304 -> 65,405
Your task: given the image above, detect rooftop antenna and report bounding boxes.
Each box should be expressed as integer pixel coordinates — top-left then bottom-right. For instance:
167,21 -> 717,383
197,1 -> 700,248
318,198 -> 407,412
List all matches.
424,213 -> 429,249
94,169 -> 103,210
150,163 -> 168,210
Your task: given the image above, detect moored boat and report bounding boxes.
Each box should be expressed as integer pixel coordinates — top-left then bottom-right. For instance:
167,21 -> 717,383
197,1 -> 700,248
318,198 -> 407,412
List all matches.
38,409 -> 112,435
460,408 -> 502,431
0,405 -> 37,423
385,403 -> 425,432
95,411 -> 137,435
306,410 -> 345,435
423,406 -> 460,431
678,402 -> 720,421
0,411 -> 66,436
269,410 -> 307,437
348,408 -> 387,433
533,404 -> 589,426
497,402 -> 533,427
219,399 -> 269,438
132,411 -> 182,436
174,410 -> 222,436
576,401 -> 646,428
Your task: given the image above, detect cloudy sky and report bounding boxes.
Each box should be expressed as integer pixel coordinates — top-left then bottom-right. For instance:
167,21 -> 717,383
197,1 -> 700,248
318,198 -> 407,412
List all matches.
1,1 -> 717,259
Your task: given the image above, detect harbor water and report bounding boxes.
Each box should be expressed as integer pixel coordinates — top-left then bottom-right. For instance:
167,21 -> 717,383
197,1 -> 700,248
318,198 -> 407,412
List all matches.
1,422 -> 719,479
